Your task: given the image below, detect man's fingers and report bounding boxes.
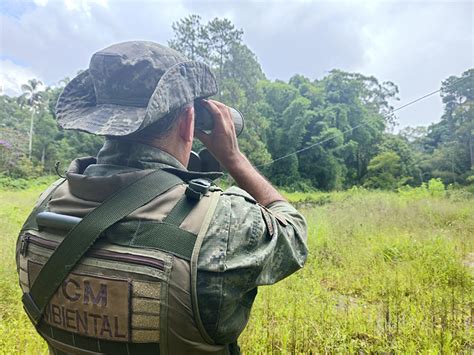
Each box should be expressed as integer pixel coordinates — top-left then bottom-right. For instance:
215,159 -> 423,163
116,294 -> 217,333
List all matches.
201,100 -> 232,130
195,129 -> 211,146
201,100 -> 223,120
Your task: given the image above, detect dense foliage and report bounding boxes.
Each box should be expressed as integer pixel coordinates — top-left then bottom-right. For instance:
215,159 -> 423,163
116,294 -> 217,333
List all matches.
1,15 -> 472,190
0,86 -> 103,178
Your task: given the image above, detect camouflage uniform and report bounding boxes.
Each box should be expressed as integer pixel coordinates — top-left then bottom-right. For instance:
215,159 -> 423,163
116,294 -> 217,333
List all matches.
16,41 -> 308,354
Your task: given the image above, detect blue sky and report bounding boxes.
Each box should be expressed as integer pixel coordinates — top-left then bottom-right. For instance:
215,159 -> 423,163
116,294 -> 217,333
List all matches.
0,0 -> 472,130
0,0 -> 36,19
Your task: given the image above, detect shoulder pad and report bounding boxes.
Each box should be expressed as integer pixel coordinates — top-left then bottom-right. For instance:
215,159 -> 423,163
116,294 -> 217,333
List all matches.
35,178 -> 66,209
22,178 -> 66,232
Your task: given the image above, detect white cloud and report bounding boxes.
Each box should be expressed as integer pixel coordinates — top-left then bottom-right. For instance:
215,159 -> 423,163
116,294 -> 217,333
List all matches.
0,60 -> 42,96
0,0 -> 188,87
33,0 -> 49,6
355,1 -> 473,129
63,0 -> 109,16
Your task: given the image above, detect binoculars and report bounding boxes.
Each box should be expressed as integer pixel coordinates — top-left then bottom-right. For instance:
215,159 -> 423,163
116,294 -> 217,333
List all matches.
189,100 -> 244,172
194,100 -> 244,137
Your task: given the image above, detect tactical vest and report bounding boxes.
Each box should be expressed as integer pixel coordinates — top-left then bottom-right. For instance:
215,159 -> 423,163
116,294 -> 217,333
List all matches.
16,170 -> 235,354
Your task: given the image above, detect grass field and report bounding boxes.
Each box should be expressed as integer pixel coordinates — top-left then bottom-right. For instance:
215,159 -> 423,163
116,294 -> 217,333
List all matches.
0,182 -> 473,353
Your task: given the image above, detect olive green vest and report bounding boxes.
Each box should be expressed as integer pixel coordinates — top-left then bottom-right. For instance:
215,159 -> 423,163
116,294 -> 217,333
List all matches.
16,173 -> 233,354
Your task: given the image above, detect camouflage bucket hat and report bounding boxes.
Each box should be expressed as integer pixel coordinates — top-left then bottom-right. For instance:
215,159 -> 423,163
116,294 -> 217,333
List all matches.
55,41 -> 218,136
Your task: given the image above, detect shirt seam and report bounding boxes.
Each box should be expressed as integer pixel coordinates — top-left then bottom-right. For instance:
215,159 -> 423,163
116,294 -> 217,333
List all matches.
213,196 -> 232,338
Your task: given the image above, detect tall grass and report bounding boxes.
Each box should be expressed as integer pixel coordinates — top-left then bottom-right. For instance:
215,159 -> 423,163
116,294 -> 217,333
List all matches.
0,185 -> 50,353
0,183 -> 472,353
240,188 -> 473,353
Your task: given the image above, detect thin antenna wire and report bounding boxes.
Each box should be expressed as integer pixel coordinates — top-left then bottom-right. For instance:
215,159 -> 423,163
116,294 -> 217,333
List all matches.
256,73 -> 472,168
391,89 -> 441,113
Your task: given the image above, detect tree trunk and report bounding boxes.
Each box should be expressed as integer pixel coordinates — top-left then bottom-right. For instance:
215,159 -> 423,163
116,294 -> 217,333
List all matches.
28,110 -> 35,160
41,146 -> 45,166
470,129 -> 474,169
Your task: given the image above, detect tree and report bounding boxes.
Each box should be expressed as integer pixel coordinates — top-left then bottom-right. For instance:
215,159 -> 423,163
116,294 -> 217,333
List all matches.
206,18 -> 243,81
18,79 -> 44,159
222,43 -> 265,100
168,15 -> 208,61
169,15 -> 244,81
299,129 -> 345,190
316,71 -> 397,186
377,133 -> 418,185
364,151 -> 402,190
412,69 -> 474,184
440,69 -> 473,171
252,69 -> 398,189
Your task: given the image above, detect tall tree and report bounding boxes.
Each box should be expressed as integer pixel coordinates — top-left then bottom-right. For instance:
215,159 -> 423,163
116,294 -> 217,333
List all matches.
415,69 -> 474,184
206,18 -> 243,81
168,15 -> 208,61
222,43 -> 265,99
318,71 -> 397,186
18,79 -> 44,159
440,69 -> 473,170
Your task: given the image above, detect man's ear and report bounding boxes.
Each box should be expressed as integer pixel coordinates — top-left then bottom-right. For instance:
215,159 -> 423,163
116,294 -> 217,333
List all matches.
178,106 -> 194,143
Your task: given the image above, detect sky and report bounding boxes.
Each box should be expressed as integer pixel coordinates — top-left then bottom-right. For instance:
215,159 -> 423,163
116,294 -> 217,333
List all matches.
0,0 -> 472,130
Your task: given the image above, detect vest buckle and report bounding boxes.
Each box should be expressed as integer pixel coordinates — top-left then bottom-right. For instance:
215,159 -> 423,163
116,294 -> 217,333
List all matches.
185,178 -> 211,200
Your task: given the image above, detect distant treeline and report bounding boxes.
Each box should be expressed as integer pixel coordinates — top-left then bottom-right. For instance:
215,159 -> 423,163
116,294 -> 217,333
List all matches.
0,15 -> 472,190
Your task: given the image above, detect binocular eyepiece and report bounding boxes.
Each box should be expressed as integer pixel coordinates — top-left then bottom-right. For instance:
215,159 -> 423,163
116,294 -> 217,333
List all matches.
194,100 -> 245,137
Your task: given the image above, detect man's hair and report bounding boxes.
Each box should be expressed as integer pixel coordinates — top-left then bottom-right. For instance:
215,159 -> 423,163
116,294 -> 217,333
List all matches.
128,103 -> 192,142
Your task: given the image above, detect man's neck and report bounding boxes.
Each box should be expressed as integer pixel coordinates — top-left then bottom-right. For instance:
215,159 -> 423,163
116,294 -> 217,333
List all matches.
128,135 -> 190,167
94,139 -> 187,171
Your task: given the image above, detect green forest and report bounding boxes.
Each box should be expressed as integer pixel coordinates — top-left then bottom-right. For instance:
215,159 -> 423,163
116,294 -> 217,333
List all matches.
1,15 -> 473,191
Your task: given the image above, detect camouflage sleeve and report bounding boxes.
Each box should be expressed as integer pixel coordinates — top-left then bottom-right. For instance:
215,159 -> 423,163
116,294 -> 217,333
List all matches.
196,186 -> 308,344
255,199 -> 308,284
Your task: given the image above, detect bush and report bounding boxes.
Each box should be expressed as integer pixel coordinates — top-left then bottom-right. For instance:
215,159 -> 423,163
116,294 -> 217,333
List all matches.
398,178 -> 446,200
427,178 -> 445,197
1,156 -> 44,179
0,175 -> 57,190
279,179 -> 316,193
0,176 -> 30,189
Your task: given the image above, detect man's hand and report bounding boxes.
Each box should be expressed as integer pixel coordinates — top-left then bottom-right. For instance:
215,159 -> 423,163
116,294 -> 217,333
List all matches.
194,100 -> 243,171
195,99 -> 285,206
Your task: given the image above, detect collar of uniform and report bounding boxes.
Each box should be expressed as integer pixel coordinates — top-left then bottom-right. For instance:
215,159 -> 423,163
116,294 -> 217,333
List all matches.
64,140 -> 222,202
64,140 -> 186,202
93,139 -> 186,171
